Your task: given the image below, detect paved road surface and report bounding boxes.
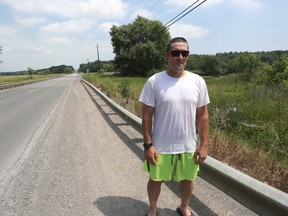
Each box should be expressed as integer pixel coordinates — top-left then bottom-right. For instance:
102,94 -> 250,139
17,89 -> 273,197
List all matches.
0,74 -> 76,182
0,75 -> 257,215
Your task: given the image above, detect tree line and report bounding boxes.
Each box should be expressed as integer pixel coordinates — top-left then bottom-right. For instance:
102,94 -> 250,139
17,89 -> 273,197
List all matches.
188,51 -> 288,87
78,16 -> 288,89
0,65 -> 74,76
78,60 -> 114,74
37,65 -> 74,74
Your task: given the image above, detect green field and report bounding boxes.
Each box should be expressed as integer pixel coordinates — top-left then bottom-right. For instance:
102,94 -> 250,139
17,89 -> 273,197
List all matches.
83,72 -> 288,192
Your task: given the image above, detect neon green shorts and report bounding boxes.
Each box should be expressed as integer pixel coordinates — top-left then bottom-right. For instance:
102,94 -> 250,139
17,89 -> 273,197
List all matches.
143,153 -> 199,181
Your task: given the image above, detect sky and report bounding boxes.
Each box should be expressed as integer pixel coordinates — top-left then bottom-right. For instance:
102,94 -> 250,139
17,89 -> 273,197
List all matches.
0,0 -> 287,72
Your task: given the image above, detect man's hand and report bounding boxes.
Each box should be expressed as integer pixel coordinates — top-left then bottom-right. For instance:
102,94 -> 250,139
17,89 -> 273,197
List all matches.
193,145 -> 208,164
144,146 -> 158,165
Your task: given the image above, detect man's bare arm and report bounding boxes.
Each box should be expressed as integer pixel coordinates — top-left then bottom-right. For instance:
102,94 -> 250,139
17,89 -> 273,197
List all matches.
194,105 -> 209,164
142,104 -> 158,165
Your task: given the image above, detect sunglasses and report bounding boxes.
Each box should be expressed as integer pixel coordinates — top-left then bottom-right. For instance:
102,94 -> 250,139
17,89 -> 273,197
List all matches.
169,50 -> 190,57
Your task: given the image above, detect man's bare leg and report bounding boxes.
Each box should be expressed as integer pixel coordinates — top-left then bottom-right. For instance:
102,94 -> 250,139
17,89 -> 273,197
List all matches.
179,180 -> 194,216
147,179 -> 162,216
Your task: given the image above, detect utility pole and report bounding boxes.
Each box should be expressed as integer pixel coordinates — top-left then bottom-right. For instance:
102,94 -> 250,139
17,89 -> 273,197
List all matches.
87,58 -> 89,73
97,44 -> 100,73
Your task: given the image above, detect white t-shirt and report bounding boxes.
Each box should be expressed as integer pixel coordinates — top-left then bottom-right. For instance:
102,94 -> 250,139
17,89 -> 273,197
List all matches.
139,71 -> 210,154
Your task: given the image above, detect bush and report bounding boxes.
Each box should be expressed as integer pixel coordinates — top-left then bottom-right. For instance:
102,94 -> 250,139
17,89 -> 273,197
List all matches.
118,80 -> 131,99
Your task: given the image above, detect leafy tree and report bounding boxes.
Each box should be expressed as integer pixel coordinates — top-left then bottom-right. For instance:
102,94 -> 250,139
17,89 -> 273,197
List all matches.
110,16 -> 170,76
198,55 -> 222,76
186,54 -> 201,72
101,62 -> 115,72
43,69 -> 50,75
234,52 -> 260,82
49,65 -> 74,74
215,52 -> 240,75
64,67 -> 73,74
27,67 -> 35,79
261,54 -> 288,88
78,60 -> 114,73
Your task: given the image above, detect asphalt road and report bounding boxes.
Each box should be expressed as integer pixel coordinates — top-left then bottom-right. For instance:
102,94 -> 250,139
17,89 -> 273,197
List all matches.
0,75 -> 257,215
0,74 -> 76,182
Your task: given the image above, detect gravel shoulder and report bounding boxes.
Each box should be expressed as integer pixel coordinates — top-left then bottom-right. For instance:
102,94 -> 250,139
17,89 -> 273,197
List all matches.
0,77 -> 257,216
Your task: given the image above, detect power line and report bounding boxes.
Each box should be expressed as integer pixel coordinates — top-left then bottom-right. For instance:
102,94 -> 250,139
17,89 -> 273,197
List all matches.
145,0 -> 207,39
164,0 -> 207,29
164,0 -> 202,27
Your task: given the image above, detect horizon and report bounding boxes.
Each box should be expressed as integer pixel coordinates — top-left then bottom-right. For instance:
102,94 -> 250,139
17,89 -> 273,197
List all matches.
1,49 -> 288,73
1,0 -> 287,72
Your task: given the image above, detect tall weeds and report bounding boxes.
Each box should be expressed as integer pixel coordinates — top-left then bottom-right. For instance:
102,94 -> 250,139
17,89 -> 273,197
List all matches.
208,76 -> 288,164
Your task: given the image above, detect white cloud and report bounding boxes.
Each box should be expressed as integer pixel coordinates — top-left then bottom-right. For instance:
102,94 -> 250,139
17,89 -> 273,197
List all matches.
164,0 -> 192,8
15,17 -> 46,26
204,0 -> 226,7
0,25 -> 16,36
164,0 -> 264,10
230,0 -> 264,10
40,19 -> 95,34
43,36 -> 74,46
205,0 -> 264,10
3,0 -> 128,19
131,9 -> 154,20
164,0 -> 211,8
169,23 -> 210,38
97,22 -> 118,33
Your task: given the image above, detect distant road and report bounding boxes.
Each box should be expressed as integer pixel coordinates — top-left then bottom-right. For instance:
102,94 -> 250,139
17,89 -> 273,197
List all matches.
0,74 -> 77,181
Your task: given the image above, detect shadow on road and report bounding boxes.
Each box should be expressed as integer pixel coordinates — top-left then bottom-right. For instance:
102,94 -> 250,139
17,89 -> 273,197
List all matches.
94,196 -> 175,216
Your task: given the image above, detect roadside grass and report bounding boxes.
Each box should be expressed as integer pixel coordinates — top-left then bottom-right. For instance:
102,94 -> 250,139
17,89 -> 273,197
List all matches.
83,72 -> 288,192
0,74 -> 64,85
209,132 -> 288,193
84,72 -> 145,117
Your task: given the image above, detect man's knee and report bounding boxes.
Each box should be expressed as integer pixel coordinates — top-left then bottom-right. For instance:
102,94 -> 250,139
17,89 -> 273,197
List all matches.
148,179 -> 162,189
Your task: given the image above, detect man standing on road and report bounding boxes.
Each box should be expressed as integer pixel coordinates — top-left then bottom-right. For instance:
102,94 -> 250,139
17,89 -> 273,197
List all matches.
139,37 -> 210,216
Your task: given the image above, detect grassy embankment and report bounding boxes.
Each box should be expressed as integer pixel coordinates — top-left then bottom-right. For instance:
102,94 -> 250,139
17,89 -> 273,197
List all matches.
0,74 -> 63,85
83,72 -> 288,192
